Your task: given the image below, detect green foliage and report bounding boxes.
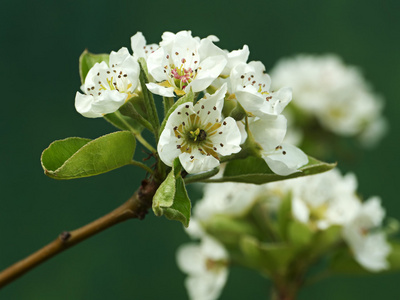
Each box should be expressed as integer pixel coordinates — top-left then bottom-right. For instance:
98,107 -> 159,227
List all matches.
204,215 -> 261,247
277,193 -> 293,240
204,156 -> 336,185
79,50 -> 109,84
240,236 -> 294,275
152,159 -> 191,227
103,98 -> 147,134
138,60 -> 160,135
41,131 -> 136,179
288,221 -> 313,248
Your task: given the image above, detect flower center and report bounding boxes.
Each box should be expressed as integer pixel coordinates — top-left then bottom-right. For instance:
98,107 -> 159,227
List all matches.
87,66 -> 134,100
240,73 -> 271,101
170,64 -> 195,90
163,52 -> 200,94
188,128 -> 207,142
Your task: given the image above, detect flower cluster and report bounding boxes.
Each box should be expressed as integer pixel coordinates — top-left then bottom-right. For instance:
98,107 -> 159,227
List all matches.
177,170 -> 393,299
270,54 -> 387,148
75,30 -> 309,176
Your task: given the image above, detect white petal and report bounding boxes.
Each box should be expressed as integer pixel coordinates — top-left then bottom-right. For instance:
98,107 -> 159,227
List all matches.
234,89 -> 265,113
109,47 -> 131,67
354,233 -> 391,272
190,55 -> 227,92
263,143 -> 309,176
222,45 -> 250,75
292,197 -> 310,224
195,84 -> 226,123
90,90 -> 127,114
130,32 -> 146,58
210,117 -> 241,156
259,87 -> 292,115
147,48 -> 168,82
176,243 -> 206,275
84,61 -> 109,87
236,121 -> 247,144
157,128 -> 182,167
198,38 -> 225,62
185,218 -> 206,239
202,236 -> 228,260
74,92 -> 102,118
361,196 -> 386,226
180,152 -> 220,174
185,270 -> 228,300
146,82 -> 175,97
249,115 -> 287,150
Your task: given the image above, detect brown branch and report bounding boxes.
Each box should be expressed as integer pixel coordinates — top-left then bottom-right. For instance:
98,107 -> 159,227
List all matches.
0,179 -> 159,289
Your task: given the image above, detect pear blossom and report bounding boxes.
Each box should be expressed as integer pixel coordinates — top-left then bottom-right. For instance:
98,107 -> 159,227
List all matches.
193,182 -> 261,222
157,84 -> 241,174
287,169 -> 361,229
176,236 -> 229,300
75,47 -> 139,118
130,32 -> 159,61
248,115 -> 308,176
343,197 -> 391,272
146,30 -> 227,97
270,54 -> 387,146
229,61 -> 292,116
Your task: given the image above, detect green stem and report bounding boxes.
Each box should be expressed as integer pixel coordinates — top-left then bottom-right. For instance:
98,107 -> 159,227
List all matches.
163,97 -> 175,117
135,134 -> 157,153
114,111 -> 156,153
184,167 -> 220,184
129,160 -> 154,175
138,65 -> 160,138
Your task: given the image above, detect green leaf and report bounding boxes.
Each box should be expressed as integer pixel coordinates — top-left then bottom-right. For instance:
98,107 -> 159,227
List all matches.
152,159 -> 191,227
240,236 -> 294,275
159,91 -> 194,136
288,221 -> 313,248
310,225 -> 342,256
204,156 -> 336,185
388,241 -> 400,271
79,49 -> 109,84
138,60 -> 160,134
41,131 -> 136,179
277,192 -> 292,240
204,215 -> 261,247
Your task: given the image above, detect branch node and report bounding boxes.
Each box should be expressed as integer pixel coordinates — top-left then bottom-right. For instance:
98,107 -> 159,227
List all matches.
59,231 -> 71,242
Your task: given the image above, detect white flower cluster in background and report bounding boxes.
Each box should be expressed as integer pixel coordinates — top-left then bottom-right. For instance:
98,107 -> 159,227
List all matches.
75,30 -> 309,176
267,169 -> 391,272
177,182 -> 261,300
177,170 -> 392,299
270,54 -> 387,147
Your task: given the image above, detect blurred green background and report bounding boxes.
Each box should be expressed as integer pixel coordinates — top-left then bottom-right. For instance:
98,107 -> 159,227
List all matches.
1,0 -> 399,299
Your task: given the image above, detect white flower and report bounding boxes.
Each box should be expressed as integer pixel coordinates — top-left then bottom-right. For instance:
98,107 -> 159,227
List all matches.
75,47 -> 139,118
230,61 -> 292,116
146,30 -> 227,97
193,182 -> 261,222
130,32 -> 159,61
343,197 -> 391,272
176,236 -> 229,300
157,84 -> 241,174
288,169 -> 361,229
248,115 -> 308,176
270,54 -> 387,144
